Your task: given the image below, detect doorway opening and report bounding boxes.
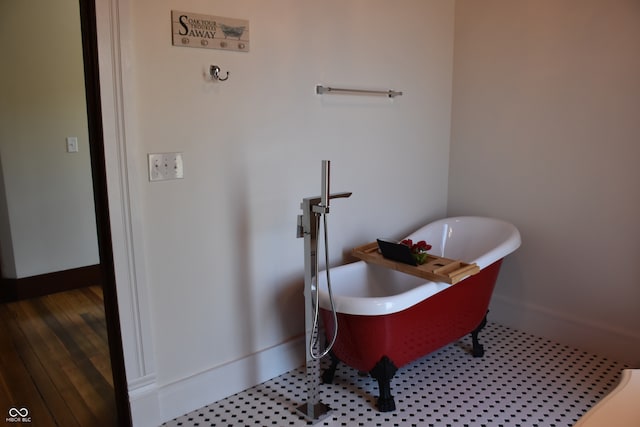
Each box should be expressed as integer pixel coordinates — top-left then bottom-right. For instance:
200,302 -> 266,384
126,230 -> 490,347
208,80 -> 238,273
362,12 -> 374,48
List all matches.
0,0 -> 131,425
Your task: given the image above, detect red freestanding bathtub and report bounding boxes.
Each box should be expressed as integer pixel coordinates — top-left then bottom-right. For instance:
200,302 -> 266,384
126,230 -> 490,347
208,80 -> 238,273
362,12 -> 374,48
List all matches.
318,216 -> 521,411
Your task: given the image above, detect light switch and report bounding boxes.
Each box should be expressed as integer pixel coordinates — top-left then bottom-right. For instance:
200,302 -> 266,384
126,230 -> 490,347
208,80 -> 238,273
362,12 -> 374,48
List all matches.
66,137 -> 79,153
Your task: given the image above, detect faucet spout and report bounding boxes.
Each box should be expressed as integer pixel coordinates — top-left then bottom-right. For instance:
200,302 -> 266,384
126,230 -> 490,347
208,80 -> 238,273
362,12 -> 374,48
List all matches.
311,192 -> 353,214
298,192 -> 353,240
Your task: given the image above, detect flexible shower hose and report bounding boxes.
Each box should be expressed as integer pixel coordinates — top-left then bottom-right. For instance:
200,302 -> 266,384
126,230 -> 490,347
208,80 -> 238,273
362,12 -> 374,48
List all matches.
309,212 -> 339,360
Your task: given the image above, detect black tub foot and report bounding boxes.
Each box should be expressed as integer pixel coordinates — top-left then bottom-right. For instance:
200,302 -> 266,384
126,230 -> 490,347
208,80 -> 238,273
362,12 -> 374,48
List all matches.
471,312 -> 488,357
322,351 -> 340,384
369,356 -> 398,412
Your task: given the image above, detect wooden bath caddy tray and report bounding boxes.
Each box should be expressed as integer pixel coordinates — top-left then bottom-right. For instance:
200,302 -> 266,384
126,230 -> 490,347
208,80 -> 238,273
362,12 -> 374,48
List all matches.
352,242 -> 480,284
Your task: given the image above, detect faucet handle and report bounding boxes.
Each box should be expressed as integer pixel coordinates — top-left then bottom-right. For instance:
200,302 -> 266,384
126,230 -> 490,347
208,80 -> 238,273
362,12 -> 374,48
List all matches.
296,214 -> 304,238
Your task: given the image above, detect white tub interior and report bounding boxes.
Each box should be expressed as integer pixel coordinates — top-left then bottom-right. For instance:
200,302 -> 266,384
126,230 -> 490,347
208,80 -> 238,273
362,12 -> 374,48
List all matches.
318,216 -> 521,315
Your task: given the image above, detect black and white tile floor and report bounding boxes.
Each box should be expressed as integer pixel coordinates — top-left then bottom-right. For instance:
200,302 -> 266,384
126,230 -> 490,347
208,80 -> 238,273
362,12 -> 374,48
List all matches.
163,323 -> 627,427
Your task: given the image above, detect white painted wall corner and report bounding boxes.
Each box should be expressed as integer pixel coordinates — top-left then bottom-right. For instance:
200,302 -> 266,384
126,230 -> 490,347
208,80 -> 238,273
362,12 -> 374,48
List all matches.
490,294 -> 640,366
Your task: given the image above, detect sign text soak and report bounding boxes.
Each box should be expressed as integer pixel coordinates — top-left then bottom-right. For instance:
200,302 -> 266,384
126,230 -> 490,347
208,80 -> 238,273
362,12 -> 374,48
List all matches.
172,11 -> 249,52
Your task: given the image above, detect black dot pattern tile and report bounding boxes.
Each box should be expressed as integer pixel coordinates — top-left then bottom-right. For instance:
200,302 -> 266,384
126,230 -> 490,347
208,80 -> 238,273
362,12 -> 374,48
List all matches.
163,323 -> 627,426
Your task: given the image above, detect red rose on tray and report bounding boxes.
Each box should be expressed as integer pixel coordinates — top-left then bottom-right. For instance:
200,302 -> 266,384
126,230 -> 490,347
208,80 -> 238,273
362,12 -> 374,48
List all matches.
400,239 -> 432,265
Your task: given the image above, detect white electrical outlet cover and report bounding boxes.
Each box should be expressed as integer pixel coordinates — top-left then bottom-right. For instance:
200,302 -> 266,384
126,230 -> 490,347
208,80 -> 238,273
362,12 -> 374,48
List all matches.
148,152 -> 184,181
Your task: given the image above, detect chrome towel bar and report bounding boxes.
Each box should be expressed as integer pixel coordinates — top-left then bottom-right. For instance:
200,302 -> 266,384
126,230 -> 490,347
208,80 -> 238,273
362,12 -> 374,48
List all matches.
316,85 -> 403,98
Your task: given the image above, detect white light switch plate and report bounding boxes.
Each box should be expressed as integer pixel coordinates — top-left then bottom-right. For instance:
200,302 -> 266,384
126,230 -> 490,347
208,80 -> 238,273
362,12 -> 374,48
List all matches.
66,137 -> 79,153
148,152 -> 184,181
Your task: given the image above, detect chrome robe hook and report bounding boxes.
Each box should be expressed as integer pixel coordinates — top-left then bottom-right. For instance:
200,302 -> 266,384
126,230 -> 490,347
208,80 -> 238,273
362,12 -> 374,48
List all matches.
209,65 -> 229,81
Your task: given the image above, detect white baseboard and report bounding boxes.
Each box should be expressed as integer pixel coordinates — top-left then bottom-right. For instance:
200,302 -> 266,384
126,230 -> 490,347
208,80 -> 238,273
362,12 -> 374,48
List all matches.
490,294 -> 640,366
128,378 -> 161,427
148,336 -> 306,425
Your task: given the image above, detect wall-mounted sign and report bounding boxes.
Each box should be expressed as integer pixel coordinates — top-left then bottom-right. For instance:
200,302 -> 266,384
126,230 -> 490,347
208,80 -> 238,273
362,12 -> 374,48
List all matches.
171,11 -> 250,52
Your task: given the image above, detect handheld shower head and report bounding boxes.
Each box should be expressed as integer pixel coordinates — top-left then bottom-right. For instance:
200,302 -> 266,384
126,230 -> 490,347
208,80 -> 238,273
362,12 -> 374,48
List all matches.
321,160 -> 330,209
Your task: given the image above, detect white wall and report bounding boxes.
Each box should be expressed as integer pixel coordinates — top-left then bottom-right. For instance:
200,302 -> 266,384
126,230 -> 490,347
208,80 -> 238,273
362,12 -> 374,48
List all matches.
449,0 -> 640,364
0,0 -> 100,278
108,0 -> 455,423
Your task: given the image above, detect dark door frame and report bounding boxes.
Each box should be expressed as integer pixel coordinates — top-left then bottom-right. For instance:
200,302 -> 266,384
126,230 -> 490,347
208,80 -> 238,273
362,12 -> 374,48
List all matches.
79,0 -> 132,425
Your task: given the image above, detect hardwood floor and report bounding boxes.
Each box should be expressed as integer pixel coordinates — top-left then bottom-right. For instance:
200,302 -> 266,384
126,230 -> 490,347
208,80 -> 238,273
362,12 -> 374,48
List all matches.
0,286 -> 118,426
